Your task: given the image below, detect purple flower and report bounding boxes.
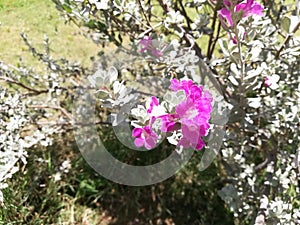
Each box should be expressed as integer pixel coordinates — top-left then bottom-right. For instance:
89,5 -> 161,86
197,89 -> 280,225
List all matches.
264,77 -> 271,87
132,78 -> 213,151
176,97 -> 199,120
146,96 -> 179,133
264,75 -> 280,89
235,0 -> 264,18
139,36 -> 162,57
219,8 -> 234,27
147,96 -> 159,114
178,122 -> 206,150
218,0 -> 264,27
175,97 -> 211,150
146,96 -> 169,126
223,0 -> 231,6
140,36 -> 152,52
172,79 -> 213,150
171,79 -> 213,118
170,78 -> 194,95
157,114 -> 179,132
132,126 -> 158,150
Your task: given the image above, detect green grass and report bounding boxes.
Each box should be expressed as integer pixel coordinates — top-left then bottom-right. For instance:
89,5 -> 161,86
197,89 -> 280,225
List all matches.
0,0 -> 99,68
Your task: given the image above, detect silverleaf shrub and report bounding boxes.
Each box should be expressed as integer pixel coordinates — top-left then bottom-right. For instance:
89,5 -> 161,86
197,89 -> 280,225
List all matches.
0,0 -> 299,224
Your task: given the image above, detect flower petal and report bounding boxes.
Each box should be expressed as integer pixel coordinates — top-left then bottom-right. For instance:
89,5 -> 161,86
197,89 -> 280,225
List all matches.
132,128 -> 143,137
134,138 -> 145,147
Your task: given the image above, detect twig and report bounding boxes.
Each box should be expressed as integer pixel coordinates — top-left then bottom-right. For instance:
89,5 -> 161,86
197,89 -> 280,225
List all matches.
232,19 -> 246,108
138,22 -> 163,38
30,120 -> 111,127
137,0 -> 151,27
207,0 -> 222,58
0,60 -> 21,72
0,76 -> 48,95
157,0 -> 204,58
157,0 -> 169,12
208,21 -> 222,58
255,158 -> 270,172
27,105 -> 73,121
178,0 -> 193,30
275,21 -> 300,59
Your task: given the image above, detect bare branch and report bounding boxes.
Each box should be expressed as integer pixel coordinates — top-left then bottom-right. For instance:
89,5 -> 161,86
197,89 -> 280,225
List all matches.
207,0 -> 222,59
0,76 -> 48,95
275,21 -> 300,59
27,105 -> 73,121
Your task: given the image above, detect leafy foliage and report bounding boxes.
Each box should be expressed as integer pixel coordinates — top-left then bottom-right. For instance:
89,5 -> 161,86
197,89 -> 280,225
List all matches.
0,0 -> 299,224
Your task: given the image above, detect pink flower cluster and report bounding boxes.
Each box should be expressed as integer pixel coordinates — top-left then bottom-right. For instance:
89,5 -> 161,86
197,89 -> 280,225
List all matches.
132,79 -> 213,150
139,36 -> 162,57
218,0 -> 264,27
217,0 -> 264,43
